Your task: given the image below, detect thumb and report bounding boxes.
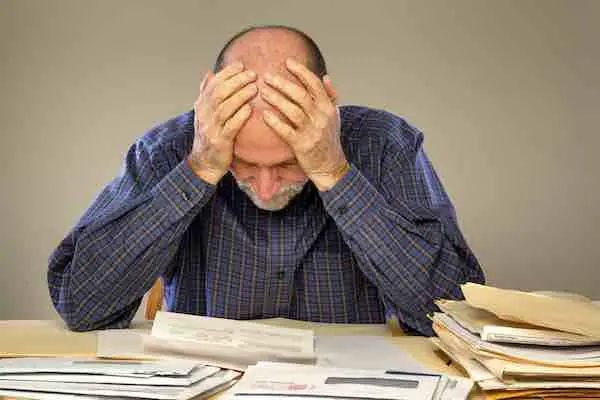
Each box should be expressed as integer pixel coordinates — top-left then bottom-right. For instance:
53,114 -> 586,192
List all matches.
195,70 -> 214,130
199,70 -> 215,93
322,75 -> 338,104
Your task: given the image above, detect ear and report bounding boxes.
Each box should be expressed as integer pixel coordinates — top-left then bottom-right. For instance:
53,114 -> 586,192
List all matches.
322,75 -> 338,105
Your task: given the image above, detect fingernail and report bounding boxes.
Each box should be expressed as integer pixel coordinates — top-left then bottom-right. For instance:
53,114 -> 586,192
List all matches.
247,70 -> 257,78
264,72 -> 273,81
232,61 -> 244,70
286,58 -> 297,68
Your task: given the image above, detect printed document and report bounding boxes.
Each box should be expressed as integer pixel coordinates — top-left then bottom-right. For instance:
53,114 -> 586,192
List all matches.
144,311 -> 315,370
223,361 -> 472,400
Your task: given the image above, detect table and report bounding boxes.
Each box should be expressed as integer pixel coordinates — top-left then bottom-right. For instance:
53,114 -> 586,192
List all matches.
0,319 -> 467,399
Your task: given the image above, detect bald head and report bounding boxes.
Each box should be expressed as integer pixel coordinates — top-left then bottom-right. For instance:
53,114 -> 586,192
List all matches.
221,28 -> 309,123
212,26 -> 328,172
214,25 -> 327,78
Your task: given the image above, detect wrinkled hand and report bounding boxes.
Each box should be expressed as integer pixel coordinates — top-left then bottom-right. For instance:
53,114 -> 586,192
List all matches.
261,58 -> 350,191
188,62 -> 258,185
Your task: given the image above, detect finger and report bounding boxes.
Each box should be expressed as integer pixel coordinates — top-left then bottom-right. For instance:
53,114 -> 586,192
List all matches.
194,71 -> 211,113
263,72 -> 315,115
322,75 -> 338,104
285,58 -> 328,102
263,109 -> 296,143
204,61 -> 245,97
215,83 -> 258,126
222,103 -> 252,141
211,69 -> 257,106
199,71 -> 211,93
261,85 -> 306,127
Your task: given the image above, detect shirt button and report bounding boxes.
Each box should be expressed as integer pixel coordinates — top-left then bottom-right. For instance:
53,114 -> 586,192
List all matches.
337,205 -> 348,215
277,270 -> 285,280
181,191 -> 190,202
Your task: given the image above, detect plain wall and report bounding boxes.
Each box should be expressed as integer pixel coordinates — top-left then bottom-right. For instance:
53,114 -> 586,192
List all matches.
2,0 -> 599,320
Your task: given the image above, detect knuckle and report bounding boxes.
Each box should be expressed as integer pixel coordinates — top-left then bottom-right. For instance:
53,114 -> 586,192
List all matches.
214,105 -> 227,125
240,104 -> 252,117
212,87 -> 226,104
324,105 -> 336,118
314,115 -> 328,130
290,109 -> 305,125
206,136 -> 221,148
302,92 -> 313,107
220,126 -> 232,138
244,83 -> 258,96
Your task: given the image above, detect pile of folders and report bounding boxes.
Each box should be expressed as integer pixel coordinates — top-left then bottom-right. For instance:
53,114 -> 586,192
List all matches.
433,283 -> 600,399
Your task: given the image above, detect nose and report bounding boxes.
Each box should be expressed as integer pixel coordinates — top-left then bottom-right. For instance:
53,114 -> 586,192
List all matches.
254,167 -> 281,201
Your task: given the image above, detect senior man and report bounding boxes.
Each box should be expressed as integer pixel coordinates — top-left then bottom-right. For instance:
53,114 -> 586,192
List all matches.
48,25 -> 484,336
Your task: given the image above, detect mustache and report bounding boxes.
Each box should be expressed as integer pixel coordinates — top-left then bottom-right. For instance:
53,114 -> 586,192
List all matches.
236,180 -> 306,196
234,177 -> 307,211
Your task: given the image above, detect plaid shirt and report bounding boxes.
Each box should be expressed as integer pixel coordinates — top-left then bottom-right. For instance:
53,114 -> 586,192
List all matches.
48,105 -> 484,336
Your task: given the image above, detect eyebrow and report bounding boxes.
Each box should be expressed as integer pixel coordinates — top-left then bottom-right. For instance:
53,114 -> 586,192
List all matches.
233,155 -> 297,168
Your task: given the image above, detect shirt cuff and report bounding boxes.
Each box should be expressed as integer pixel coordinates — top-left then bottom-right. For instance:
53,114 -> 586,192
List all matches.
152,159 -> 217,222
318,165 -> 384,237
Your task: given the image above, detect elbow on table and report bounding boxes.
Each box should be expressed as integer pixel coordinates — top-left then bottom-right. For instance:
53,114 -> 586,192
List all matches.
52,294 -> 131,332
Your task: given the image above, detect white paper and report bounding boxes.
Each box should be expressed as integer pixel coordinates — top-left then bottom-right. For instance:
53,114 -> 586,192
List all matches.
227,361 -> 442,400
315,335 -> 431,373
0,364 -> 220,386
96,329 -> 155,360
146,311 -> 316,370
434,375 -> 474,400
434,313 -> 600,365
0,357 -> 198,377
481,325 -> 600,346
97,329 -> 245,371
0,369 -> 241,400
0,390 -> 112,400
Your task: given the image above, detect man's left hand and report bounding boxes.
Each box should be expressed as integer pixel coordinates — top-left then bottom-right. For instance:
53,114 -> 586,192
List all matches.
261,58 -> 350,191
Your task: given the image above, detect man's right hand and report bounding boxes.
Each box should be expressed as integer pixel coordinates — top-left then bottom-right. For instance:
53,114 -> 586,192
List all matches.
188,62 -> 258,185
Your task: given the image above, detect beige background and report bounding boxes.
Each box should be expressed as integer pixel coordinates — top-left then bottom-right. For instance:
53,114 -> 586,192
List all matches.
1,0 -> 599,321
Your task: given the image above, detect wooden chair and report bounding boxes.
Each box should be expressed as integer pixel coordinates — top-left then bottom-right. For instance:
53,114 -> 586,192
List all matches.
144,279 -> 163,320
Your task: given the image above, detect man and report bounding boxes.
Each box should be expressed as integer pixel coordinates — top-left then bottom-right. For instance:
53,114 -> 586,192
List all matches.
48,25 -> 484,336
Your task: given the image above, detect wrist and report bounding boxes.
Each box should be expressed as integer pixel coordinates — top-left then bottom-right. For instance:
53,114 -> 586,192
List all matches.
186,157 -> 223,185
312,161 -> 351,192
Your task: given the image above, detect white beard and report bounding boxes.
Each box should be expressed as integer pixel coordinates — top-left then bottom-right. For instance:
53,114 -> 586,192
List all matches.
234,177 -> 307,211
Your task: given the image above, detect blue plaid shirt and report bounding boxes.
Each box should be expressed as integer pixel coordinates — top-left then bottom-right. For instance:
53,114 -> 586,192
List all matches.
48,105 -> 484,336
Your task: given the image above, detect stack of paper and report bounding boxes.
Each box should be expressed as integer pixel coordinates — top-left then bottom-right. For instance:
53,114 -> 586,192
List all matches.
0,358 -> 240,400
95,311 -> 317,371
129,312 -> 473,399
221,361 -> 473,400
433,283 -> 600,399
